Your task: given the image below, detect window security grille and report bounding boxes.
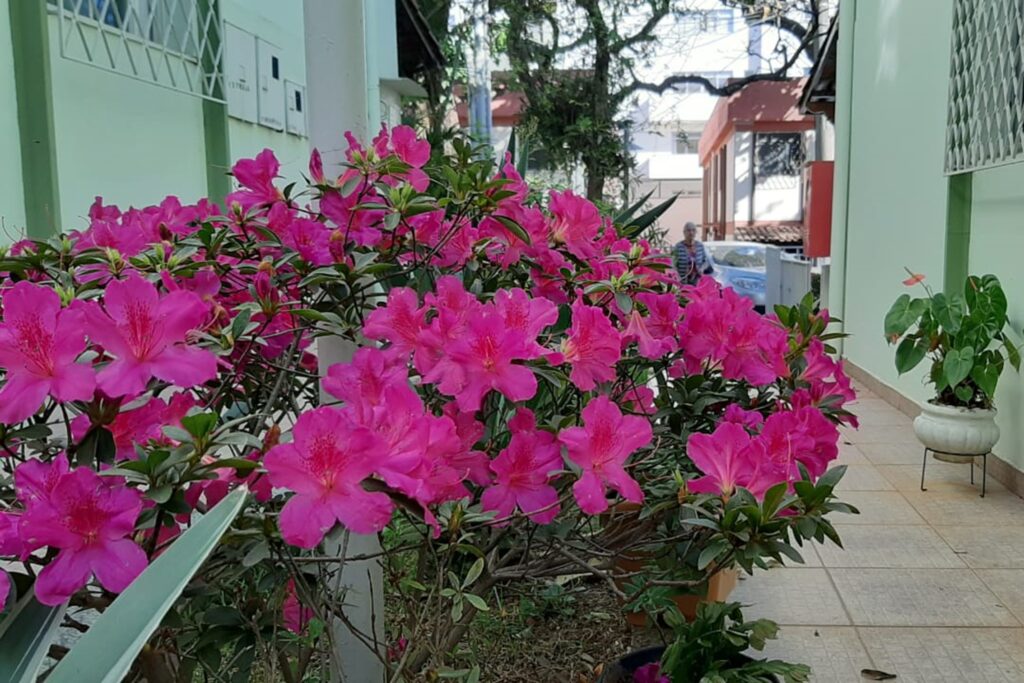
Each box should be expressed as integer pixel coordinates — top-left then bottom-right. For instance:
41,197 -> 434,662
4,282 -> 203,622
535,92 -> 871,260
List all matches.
49,0 -> 225,102
945,0 -> 1024,174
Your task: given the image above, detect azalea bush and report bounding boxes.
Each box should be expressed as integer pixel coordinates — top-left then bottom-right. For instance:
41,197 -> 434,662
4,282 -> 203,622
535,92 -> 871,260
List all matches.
0,126 -> 856,681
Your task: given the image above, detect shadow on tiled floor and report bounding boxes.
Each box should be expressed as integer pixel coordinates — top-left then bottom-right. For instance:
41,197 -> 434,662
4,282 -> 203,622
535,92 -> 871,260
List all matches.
732,383 -> 1024,682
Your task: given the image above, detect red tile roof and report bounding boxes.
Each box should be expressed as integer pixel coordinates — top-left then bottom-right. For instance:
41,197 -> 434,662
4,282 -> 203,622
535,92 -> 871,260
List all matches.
734,224 -> 804,244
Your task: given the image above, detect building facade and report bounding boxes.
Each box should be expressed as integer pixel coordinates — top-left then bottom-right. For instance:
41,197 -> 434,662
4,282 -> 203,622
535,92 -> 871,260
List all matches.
697,79 -> 818,249
2,0 -> 437,239
828,0 -> 1024,482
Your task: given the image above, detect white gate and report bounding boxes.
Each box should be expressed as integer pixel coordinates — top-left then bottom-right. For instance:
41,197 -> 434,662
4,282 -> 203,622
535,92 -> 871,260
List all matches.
765,246 -> 812,310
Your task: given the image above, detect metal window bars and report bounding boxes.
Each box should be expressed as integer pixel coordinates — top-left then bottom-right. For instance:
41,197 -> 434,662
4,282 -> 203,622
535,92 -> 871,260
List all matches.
49,0 -> 225,102
945,0 -> 1024,175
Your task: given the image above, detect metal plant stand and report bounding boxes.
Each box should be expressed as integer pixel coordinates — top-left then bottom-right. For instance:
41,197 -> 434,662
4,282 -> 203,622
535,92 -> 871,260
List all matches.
920,448 -> 988,497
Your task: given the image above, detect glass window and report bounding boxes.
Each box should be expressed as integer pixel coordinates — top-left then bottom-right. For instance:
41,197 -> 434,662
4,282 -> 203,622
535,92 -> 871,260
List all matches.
754,133 -> 805,178
674,130 -> 702,154
681,9 -> 735,34
708,245 -> 767,269
52,0 -> 198,57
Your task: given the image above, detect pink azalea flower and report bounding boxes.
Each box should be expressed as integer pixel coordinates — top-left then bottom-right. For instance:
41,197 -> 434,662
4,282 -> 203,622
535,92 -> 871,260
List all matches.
559,396 -> 651,515
0,510 -> 24,560
722,403 -> 765,430
72,396 -> 173,460
634,291 -> 681,347
414,277 -> 482,374
442,403 -> 491,485
282,578 -> 313,634
309,148 -> 326,185
426,311 -> 538,412
482,409 -> 563,524
621,309 -> 672,359
372,124 -> 431,191
227,148 -> 282,210
0,281 -> 96,424
620,385 -> 656,415
680,283 -> 788,386
264,407 -> 392,547
14,453 -> 70,504
19,466 -> 146,606
85,272 -> 217,397
548,190 -> 601,259
687,422 -> 778,499
493,288 -> 557,358
320,184 -> 385,247
362,287 -> 426,358
560,297 -> 621,391
283,218 -> 333,266
634,663 -> 670,683
323,348 -> 408,414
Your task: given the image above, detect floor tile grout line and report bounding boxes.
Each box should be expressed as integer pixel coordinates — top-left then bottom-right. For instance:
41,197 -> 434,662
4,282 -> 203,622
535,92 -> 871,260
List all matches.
816,547 -> 878,671
890,447 -> 1024,630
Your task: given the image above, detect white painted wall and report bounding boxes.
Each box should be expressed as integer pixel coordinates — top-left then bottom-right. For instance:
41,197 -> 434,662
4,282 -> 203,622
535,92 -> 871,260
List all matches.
733,131 -> 753,222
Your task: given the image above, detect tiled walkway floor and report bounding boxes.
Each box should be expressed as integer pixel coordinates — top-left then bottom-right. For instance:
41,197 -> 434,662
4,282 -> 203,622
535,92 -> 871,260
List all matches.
734,384 -> 1024,682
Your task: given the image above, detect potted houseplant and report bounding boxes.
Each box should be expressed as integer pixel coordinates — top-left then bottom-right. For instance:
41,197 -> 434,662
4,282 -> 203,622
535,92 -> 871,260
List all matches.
886,272 -> 1020,459
597,602 -> 810,682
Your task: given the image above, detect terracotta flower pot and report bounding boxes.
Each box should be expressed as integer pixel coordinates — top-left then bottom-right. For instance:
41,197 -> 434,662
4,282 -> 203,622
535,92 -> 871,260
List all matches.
602,503 -> 739,627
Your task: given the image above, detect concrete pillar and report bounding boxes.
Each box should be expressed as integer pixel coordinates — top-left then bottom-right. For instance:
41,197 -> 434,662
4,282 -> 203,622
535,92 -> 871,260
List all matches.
303,3 -> 384,681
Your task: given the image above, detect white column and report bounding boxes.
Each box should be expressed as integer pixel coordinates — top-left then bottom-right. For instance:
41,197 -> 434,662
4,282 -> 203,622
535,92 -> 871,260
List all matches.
303,3 -> 384,681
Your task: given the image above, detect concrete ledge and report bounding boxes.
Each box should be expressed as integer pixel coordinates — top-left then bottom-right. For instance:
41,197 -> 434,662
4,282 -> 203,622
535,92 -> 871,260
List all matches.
844,360 -> 1024,498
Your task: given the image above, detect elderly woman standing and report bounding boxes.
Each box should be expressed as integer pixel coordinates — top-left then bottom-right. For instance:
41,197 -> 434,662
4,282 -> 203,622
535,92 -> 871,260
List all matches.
674,221 -> 711,285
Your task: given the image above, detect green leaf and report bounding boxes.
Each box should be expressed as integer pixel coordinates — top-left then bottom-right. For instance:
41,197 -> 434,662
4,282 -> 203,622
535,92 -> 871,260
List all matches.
0,596 -> 67,683
76,427 -> 116,467
181,413 -> 218,439
462,558 -> 485,590
697,538 -> 729,570
895,337 -> 928,374
883,295 -> 926,339
614,189 -> 655,226
971,363 -> 1000,400
944,346 -> 975,388
623,195 -> 677,238
933,292 -> 967,334
955,384 -> 975,403
493,215 -> 532,245
464,594 -> 489,612
1002,333 -> 1021,371
615,292 -> 633,315
46,488 -> 248,683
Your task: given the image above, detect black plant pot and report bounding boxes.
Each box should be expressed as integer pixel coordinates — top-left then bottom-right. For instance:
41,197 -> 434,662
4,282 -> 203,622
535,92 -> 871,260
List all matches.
596,646 -> 783,683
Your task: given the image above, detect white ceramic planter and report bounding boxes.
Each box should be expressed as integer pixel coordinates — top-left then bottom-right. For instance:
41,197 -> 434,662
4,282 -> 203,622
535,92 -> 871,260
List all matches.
913,402 -> 1000,459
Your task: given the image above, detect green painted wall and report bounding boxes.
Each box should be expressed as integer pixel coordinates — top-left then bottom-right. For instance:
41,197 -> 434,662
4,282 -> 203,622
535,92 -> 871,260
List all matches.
0,4 -> 27,236
47,15 -> 208,229
221,0 -> 309,182
968,165 -> 1024,470
837,0 -> 953,403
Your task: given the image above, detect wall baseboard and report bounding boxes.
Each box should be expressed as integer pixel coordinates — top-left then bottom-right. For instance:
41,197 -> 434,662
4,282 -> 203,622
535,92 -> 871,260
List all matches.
843,361 -> 1024,499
